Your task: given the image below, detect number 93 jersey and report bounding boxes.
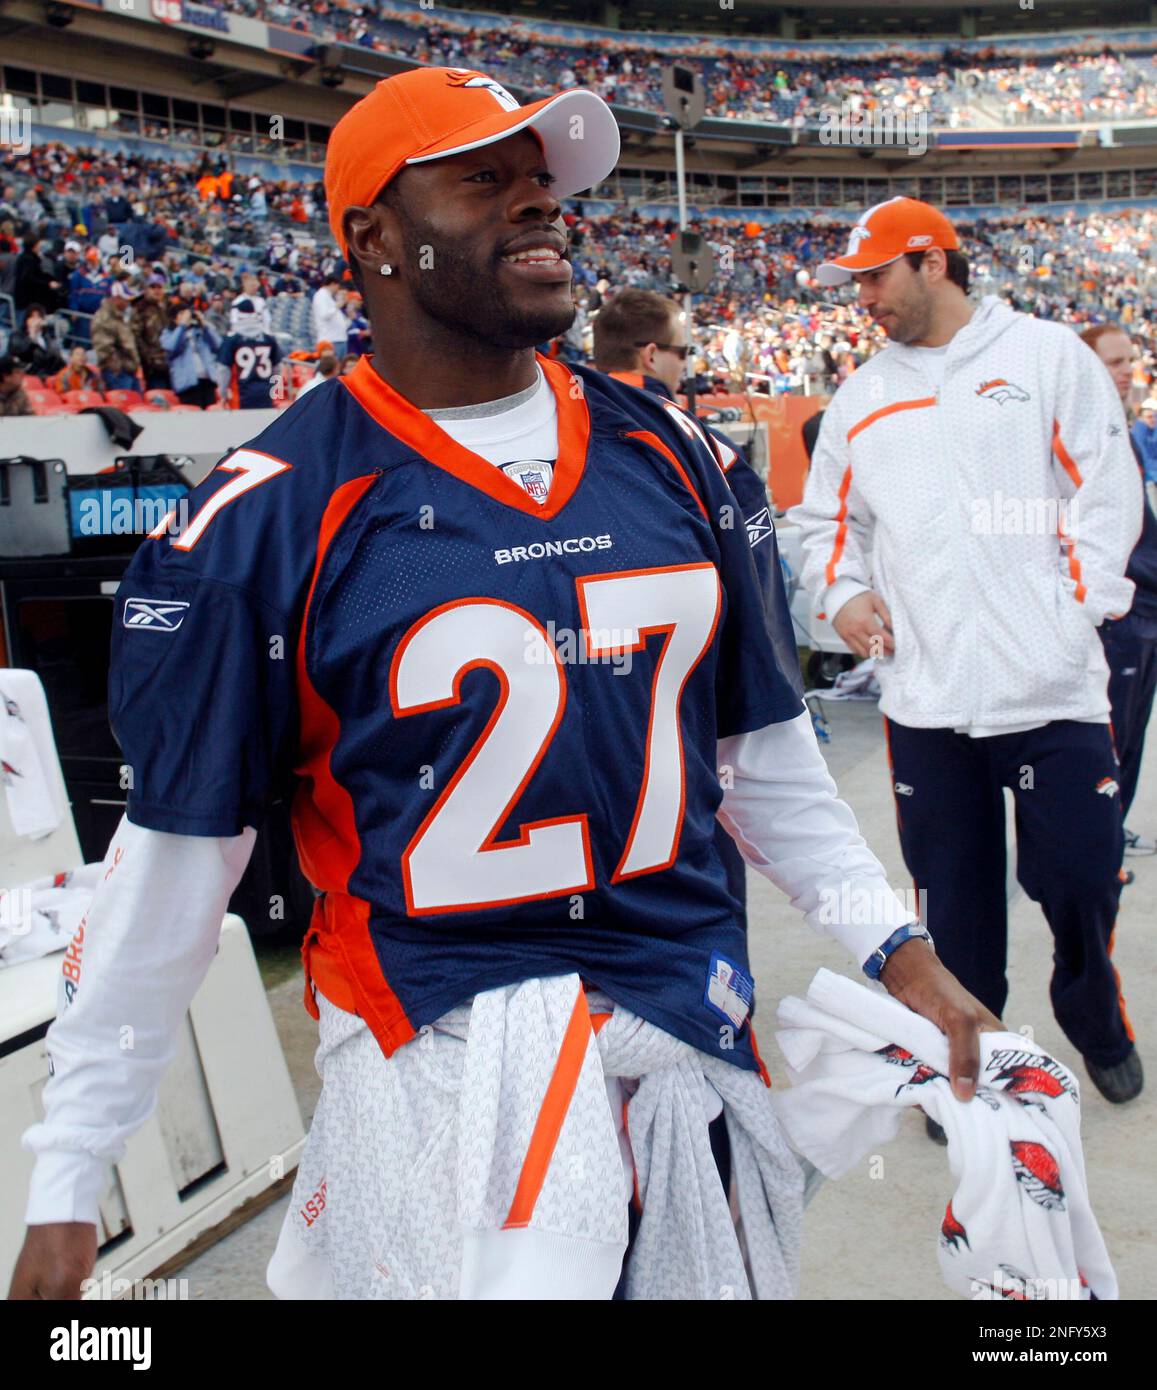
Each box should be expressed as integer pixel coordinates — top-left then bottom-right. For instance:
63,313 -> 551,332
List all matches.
110,356 -> 802,1070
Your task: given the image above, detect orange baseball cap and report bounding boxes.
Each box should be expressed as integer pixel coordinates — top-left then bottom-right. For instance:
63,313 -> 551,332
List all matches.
324,67 -> 621,253
816,197 -> 959,287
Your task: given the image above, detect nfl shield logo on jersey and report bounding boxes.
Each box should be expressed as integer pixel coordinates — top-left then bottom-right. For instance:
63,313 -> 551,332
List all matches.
501,459 -> 554,504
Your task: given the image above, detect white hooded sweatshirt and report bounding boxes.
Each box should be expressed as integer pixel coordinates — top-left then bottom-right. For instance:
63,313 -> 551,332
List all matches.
789,296 -> 1143,732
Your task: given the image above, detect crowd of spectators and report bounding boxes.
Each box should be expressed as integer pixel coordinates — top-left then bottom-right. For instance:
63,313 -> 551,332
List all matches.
0,141 -> 370,410
206,1 -> 1157,127
4,138 -> 1157,413
561,204 -> 1157,398
966,52 -> 1157,124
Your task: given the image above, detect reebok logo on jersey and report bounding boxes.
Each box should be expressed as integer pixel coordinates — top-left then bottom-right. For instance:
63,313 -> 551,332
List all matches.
746,506 -> 774,548
123,598 -> 190,631
975,379 -> 1030,404
494,535 -> 612,565
894,781 -> 914,796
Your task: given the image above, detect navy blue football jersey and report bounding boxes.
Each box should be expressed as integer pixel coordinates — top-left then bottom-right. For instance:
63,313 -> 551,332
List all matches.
109,356 -> 802,1071
216,332 -> 284,409
606,372 -> 802,701
602,371 -> 804,942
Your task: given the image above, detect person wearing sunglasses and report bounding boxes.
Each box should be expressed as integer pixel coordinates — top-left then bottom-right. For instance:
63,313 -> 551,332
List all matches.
591,287 -> 692,399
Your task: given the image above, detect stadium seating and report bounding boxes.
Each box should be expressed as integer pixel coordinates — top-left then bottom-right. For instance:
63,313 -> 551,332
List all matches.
26,391 -> 69,415
61,390 -> 106,410
252,0 -> 1157,127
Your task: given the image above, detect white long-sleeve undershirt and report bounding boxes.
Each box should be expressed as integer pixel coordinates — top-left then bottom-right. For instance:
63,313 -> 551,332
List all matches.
22,711 -> 913,1226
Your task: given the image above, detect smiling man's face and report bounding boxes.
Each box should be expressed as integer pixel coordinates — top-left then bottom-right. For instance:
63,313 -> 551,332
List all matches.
376,130 -> 574,350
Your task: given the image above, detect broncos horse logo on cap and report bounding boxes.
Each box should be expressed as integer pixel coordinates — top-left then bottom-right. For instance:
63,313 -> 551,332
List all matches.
846,223 -> 873,255
446,70 -> 520,112
976,378 -> 1030,404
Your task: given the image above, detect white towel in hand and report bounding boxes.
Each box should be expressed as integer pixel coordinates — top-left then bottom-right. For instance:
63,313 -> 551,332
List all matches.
772,968 -> 1117,1301
0,863 -> 101,966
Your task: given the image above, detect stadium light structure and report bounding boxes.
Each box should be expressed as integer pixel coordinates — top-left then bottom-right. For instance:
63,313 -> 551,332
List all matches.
661,65 -> 713,423
661,63 -> 706,231
315,46 -> 346,89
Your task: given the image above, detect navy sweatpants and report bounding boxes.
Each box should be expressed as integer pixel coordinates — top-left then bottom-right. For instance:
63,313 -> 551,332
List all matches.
1101,615 -> 1157,820
884,718 -> 1134,1068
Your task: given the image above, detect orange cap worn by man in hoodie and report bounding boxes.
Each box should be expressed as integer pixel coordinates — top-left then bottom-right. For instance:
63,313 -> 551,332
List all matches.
816,197 -> 960,287
324,67 -> 621,255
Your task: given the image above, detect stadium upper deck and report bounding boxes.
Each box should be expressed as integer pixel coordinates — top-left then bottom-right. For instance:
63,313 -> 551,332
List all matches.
5,0 -> 1157,215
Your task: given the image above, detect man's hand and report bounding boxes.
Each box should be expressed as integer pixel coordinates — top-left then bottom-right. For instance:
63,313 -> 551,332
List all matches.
8,1223 -> 97,1300
832,590 -> 895,659
879,939 -> 1003,1101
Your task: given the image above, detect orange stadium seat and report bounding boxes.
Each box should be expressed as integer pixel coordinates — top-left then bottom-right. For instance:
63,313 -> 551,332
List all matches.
61,389 -> 106,409
104,389 -> 144,409
26,390 -> 68,415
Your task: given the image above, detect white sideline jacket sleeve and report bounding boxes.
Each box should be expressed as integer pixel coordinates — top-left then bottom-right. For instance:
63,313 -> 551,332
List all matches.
1053,335 -> 1143,625
786,402 -> 873,621
717,712 -> 915,967
22,814 -> 256,1226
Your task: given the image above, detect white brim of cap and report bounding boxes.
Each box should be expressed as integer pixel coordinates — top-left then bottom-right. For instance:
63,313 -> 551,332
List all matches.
406,89 -> 621,200
815,253 -> 902,288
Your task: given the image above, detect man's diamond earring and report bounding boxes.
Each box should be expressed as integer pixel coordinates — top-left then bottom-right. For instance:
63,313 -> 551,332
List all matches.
379,264 -> 393,277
